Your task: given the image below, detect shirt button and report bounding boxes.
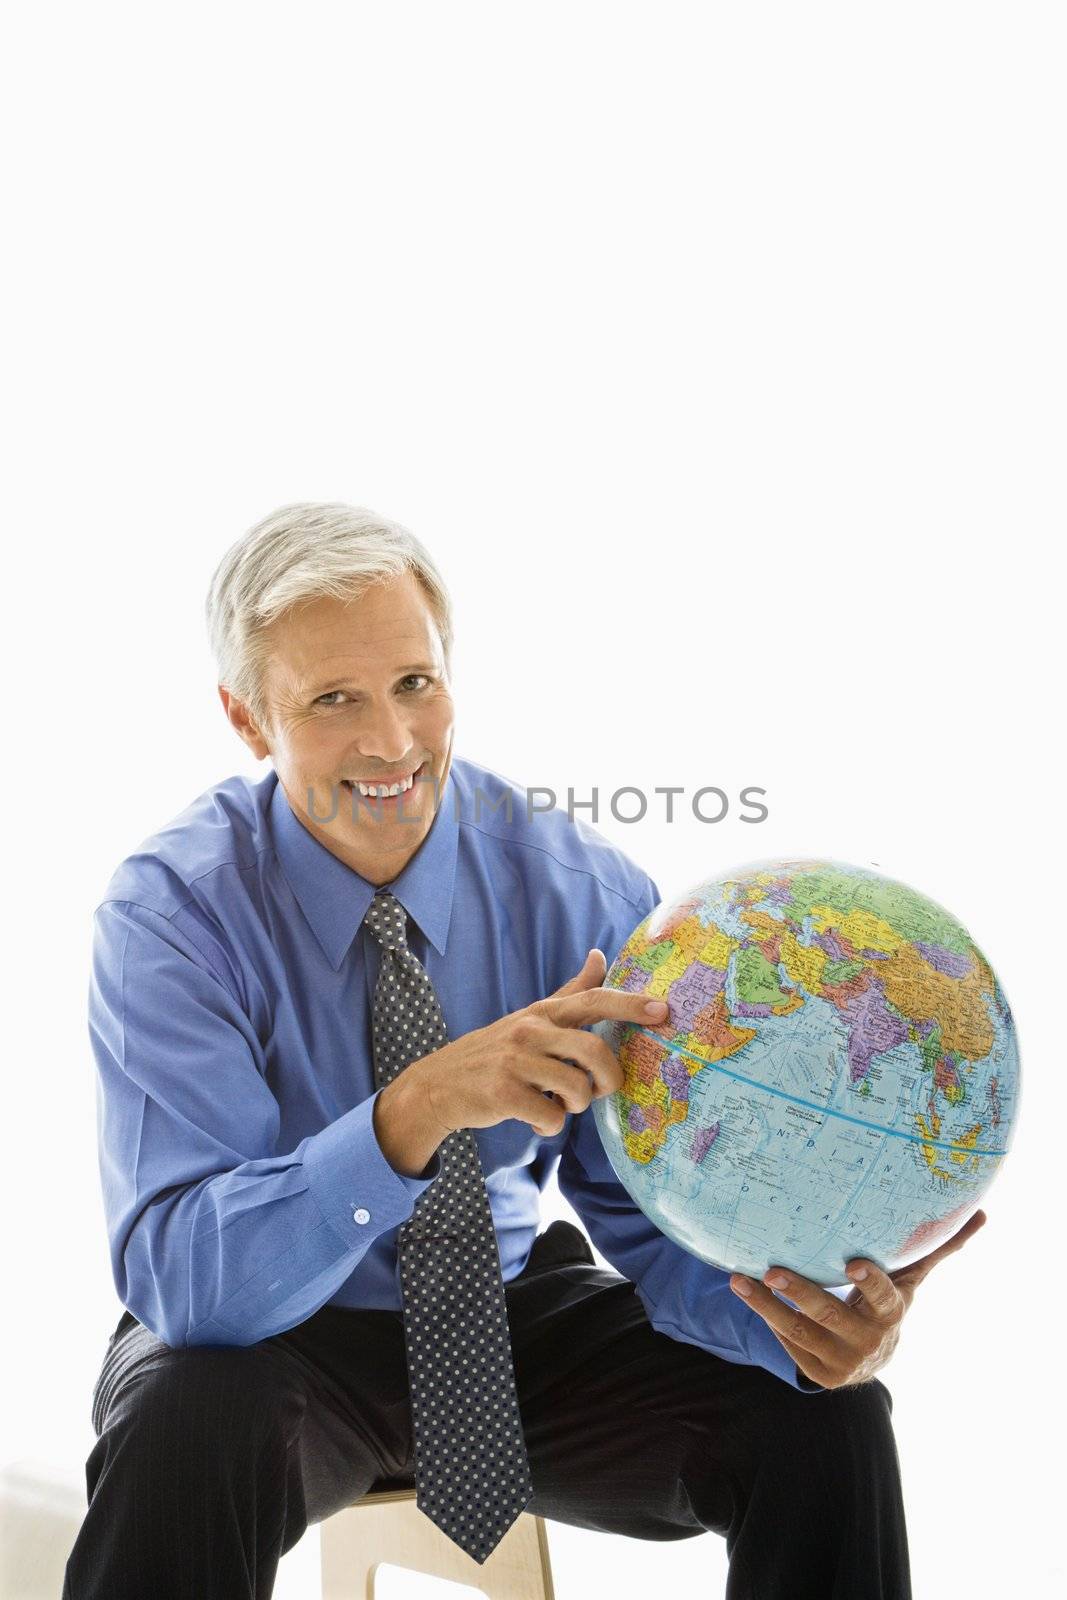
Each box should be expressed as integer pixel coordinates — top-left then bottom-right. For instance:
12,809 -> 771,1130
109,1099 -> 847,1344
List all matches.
352,1207 -> 371,1225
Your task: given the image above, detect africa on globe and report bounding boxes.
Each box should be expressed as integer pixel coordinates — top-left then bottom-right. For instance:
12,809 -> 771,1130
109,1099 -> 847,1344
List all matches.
592,858 -> 1019,1287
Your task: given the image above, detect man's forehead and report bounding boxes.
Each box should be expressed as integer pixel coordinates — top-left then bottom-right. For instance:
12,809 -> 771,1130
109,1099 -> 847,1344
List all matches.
267,596 -> 439,683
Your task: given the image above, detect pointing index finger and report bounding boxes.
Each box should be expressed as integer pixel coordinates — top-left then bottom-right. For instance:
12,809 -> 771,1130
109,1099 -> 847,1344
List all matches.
541,986 -> 669,1028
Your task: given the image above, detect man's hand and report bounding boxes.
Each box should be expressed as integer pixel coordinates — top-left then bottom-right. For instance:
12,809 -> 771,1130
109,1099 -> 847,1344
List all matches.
728,1208 -> 988,1389
373,948 -> 670,1176
411,946 -> 666,1134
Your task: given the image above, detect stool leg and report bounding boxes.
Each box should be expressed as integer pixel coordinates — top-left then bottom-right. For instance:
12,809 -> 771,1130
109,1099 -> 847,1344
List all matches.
477,1513 -> 555,1600
320,1502 -> 554,1600
320,1508 -> 385,1600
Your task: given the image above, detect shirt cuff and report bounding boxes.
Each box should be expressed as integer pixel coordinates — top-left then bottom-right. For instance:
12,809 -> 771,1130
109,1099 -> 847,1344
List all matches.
303,1087 -> 442,1247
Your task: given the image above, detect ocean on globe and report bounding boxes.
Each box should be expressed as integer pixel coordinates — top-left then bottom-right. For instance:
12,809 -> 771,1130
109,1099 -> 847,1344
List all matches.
591,858 -> 1020,1287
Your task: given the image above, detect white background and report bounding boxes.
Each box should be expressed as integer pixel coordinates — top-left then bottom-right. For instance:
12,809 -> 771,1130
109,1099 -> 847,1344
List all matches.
3,3 -> 1063,1595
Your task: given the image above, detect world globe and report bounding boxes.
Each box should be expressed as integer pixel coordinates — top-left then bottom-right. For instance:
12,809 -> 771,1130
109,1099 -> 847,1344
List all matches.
591,858 -> 1020,1287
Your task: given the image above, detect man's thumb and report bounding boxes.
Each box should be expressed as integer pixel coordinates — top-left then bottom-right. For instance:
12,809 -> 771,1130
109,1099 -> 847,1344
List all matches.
552,948 -> 608,997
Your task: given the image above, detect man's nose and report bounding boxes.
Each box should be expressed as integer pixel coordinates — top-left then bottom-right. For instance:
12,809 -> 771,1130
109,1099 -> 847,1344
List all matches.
356,698 -> 417,763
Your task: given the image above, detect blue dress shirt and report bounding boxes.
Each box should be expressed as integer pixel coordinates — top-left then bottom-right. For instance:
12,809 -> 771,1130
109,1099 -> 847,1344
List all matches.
88,756 -> 821,1391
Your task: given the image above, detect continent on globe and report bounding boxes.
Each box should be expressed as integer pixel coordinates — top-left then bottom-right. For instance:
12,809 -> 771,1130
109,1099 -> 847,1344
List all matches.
592,858 -> 1020,1287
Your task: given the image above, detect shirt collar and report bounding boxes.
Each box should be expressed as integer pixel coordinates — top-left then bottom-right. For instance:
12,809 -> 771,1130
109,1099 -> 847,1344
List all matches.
268,768 -> 459,969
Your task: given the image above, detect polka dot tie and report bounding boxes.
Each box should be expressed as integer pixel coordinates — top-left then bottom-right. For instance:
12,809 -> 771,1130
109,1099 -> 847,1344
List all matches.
363,889 -> 534,1564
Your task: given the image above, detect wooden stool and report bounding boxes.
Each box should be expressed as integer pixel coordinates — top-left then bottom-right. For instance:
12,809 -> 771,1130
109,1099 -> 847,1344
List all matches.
320,1479 -> 555,1600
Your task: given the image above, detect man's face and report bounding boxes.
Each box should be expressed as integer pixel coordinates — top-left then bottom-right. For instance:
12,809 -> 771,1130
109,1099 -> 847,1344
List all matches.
221,571 -> 455,885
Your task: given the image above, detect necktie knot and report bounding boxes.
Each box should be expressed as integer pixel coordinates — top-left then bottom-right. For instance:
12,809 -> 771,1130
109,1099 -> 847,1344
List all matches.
363,889 -> 409,953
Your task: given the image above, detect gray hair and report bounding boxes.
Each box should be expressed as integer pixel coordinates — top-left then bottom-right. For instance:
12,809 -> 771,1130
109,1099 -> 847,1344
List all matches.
204,501 -> 454,734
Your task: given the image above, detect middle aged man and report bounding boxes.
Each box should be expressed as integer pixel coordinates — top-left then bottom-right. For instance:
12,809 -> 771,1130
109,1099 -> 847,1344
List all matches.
65,502 -> 985,1600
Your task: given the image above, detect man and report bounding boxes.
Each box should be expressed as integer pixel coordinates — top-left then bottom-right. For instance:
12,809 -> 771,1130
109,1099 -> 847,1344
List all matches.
64,502 -> 981,1599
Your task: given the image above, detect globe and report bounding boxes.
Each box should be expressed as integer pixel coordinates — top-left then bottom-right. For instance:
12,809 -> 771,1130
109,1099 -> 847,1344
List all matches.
591,857 -> 1020,1287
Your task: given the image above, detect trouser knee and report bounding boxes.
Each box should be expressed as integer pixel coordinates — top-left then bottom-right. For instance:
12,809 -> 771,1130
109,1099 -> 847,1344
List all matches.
67,1344 -> 311,1600
91,1343 -> 305,1491
764,1376 -> 900,1500
689,1373 -> 900,1523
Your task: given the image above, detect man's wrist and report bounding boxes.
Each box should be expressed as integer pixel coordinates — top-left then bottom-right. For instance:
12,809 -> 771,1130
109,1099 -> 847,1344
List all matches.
372,1064 -> 451,1179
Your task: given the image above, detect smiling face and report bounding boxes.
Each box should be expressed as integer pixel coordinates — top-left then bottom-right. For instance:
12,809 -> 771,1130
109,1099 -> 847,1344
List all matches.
219,570 -> 455,885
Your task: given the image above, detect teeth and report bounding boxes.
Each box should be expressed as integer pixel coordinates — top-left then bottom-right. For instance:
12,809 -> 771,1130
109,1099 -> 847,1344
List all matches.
350,767 -> 418,798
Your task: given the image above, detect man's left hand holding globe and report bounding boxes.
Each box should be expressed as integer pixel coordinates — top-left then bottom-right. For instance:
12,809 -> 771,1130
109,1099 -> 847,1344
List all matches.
729,1208 -> 988,1389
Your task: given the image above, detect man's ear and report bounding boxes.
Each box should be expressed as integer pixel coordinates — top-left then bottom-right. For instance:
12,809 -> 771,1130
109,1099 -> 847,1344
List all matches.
217,686 -> 271,760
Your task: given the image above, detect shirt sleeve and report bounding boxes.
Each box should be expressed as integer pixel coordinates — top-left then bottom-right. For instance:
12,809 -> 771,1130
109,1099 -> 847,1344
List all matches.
557,871 -> 827,1394
89,898 -> 441,1349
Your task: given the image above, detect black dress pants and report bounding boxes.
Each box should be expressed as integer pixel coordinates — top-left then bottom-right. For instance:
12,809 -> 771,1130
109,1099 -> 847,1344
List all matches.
62,1220 -> 912,1599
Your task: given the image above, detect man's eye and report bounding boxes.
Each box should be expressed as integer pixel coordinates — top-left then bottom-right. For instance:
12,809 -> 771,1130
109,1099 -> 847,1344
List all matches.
314,676 -> 431,708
